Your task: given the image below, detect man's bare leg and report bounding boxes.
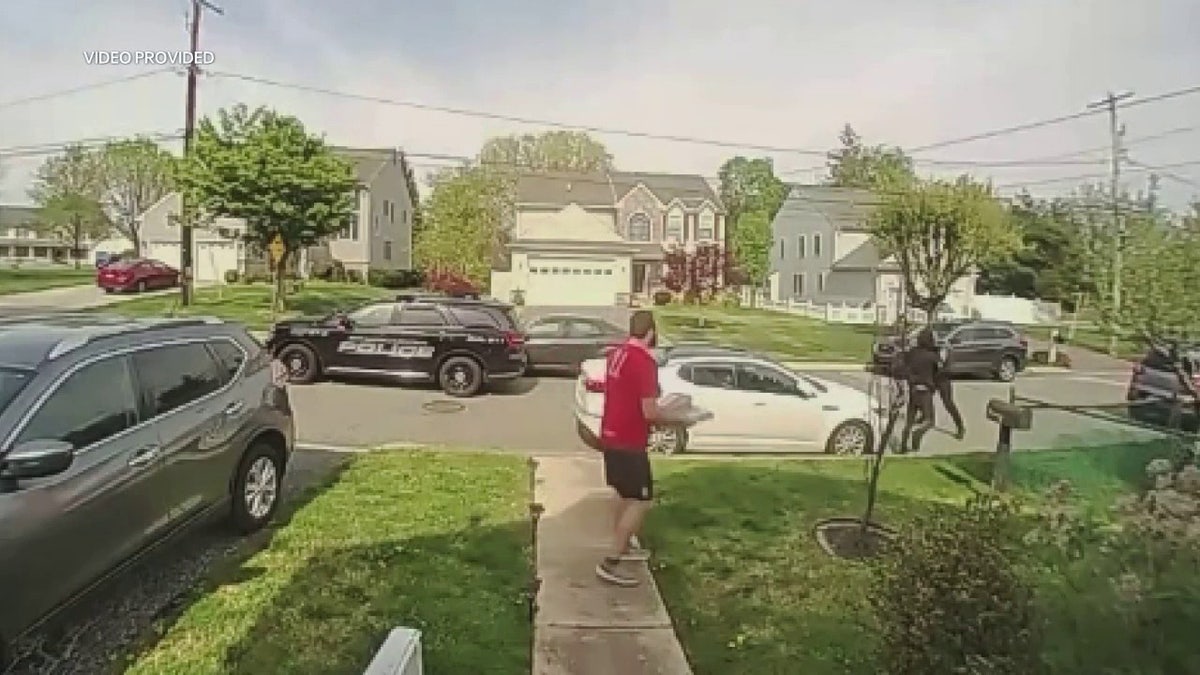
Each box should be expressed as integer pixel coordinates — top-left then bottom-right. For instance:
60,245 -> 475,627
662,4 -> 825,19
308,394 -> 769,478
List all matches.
610,499 -> 651,560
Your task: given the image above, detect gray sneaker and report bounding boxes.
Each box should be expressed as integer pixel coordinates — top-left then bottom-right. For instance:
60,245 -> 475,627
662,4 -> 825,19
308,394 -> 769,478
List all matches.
595,558 -> 639,587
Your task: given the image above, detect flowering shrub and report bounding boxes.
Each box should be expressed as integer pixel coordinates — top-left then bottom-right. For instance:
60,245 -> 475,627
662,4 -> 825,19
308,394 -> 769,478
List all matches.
423,267 -> 478,296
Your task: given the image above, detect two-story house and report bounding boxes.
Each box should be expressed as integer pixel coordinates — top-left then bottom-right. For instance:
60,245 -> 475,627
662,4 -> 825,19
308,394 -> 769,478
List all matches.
768,185 -> 976,321
0,204 -> 130,264
138,147 -> 417,282
491,171 -> 726,306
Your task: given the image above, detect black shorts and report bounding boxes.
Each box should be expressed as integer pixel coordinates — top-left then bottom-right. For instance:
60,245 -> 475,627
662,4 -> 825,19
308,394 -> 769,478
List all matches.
602,450 -> 653,501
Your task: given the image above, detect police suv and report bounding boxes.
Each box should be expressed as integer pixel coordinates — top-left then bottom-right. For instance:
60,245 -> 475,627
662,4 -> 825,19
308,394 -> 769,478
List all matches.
266,293 -> 528,397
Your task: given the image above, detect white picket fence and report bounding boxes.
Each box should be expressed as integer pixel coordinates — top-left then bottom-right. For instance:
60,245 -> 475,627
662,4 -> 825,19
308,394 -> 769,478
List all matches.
755,296 -> 887,324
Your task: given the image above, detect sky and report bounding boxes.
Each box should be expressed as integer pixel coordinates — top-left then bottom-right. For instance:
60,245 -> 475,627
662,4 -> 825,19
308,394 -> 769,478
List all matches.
1,0 -> 1198,210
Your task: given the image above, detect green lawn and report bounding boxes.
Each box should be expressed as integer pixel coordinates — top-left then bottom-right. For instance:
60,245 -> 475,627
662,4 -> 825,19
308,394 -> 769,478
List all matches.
103,281 -> 390,329
654,305 -> 877,362
122,451 -> 533,675
646,440 -> 1176,675
0,265 -> 94,295
1028,323 -> 1145,361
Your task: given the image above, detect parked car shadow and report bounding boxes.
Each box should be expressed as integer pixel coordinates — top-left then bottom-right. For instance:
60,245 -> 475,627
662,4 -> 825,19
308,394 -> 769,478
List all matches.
5,448 -> 353,675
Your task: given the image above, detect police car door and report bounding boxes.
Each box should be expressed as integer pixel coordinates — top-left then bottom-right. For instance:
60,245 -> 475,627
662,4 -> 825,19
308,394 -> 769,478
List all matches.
388,304 -> 446,379
333,302 -> 402,373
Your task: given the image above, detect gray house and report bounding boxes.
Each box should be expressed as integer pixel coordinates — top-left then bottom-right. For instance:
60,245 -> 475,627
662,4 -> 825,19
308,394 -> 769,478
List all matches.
767,185 -> 976,320
138,147 -> 417,282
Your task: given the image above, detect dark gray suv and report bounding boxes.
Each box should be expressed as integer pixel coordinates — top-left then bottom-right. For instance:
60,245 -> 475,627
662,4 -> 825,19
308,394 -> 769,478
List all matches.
0,315 -> 294,664
873,320 -> 1030,382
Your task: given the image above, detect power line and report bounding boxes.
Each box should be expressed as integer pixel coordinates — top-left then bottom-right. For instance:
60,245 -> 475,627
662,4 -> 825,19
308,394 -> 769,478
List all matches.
1129,159 -> 1200,189
908,83 -> 1200,154
0,132 -> 184,159
0,69 -> 173,111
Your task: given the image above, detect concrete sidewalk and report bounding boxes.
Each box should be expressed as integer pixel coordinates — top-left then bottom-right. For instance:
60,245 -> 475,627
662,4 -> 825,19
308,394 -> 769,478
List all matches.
532,455 -> 692,675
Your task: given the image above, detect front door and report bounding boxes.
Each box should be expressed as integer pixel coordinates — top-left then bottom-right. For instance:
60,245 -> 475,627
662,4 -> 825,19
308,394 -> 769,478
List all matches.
1,354 -> 166,636
631,262 -> 647,294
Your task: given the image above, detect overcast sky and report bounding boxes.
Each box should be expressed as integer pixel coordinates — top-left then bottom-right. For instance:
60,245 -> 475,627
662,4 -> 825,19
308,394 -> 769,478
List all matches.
1,0 -> 1198,210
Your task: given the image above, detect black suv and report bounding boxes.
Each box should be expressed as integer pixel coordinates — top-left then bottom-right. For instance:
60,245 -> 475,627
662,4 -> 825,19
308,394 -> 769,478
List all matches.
872,320 -> 1029,382
0,315 -> 293,665
1126,343 -> 1200,431
267,293 -> 528,397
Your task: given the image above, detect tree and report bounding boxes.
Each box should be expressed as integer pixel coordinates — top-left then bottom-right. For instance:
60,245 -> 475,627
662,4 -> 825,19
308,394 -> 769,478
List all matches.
478,130 -> 613,173
870,175 -> 1019,320
415,166 -> 512,288
825,124 -> 915,190
718,155 -> 787,231
98,137 -> 176,254
403,159 -> 423,235
177,104 -> 356,309
975,193 -> 1092,306
28,145 -> 110,268
662,243 -> 726,302
729,210 -> 771,305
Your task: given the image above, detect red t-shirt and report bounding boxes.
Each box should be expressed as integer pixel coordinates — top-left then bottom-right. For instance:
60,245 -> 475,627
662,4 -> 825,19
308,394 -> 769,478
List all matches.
599,338 -> 659,452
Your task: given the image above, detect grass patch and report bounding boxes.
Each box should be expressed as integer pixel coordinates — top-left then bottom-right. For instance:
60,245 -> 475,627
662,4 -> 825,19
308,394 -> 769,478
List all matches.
122,451 -> 532,675
647,441 -> 1176,674
102,281 -> 389,330
1028,324 -> 1144,361
0,266 -> 93,295
654,304 -> 876,362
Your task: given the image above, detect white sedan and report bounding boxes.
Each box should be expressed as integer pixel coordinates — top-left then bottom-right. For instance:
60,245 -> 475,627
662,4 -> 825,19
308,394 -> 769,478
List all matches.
575,347 -> 879,455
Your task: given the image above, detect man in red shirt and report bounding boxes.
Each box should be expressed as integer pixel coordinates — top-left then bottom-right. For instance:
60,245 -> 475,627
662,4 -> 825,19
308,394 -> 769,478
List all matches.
595,310 -> 662,587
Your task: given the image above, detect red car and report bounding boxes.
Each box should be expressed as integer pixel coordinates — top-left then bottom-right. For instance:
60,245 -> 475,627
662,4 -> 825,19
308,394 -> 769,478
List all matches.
97,258 -> 180,293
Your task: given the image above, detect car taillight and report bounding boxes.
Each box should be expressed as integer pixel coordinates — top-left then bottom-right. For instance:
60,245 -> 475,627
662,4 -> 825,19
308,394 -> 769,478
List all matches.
1019,334 -> 1029,348
503,330 -> 525,348
584,377 -> 606,393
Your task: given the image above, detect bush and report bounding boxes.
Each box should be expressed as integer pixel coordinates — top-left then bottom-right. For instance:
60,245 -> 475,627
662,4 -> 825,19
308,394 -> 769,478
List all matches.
869,495 -> 1042,675
346,269 -> 364,284
652,290 -> 673,306
242,272 -> 269,284
510,289 -> 526,306
369,269 -> 425,289
424,268 -> 478,296
223,269 -> 240,284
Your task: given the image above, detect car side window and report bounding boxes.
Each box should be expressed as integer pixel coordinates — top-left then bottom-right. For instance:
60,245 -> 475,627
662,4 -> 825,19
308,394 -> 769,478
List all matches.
687,364 -> 736,389
16,356 -> 139,450
132,343 -> 225,417
567,320 -> 604,338
396,306 -> 447,326
736,363 -> 799,395
526,320 -> 563,338
348,304 -> 397,326
208,340 -> 246,385
448,306 -> 501,328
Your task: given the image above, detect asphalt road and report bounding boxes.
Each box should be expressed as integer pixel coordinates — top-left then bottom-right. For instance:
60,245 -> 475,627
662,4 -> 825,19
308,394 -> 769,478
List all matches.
289,366 -> 1169,456
0,284 -> 174,317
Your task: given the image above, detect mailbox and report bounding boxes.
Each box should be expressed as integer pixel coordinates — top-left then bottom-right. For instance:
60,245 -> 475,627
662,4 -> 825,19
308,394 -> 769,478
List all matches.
987,399 -> 1033,430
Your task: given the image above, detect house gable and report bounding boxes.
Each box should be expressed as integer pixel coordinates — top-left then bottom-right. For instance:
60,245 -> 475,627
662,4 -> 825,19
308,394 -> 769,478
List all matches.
517,203 -> 623,243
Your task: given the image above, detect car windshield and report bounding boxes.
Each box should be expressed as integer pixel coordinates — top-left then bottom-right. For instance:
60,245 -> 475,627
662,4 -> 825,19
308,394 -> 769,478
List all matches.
0,367 -> 33,416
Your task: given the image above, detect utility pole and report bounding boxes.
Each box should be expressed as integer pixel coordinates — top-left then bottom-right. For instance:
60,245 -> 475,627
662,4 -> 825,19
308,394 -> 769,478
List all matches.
180,0 -> 223,306
1087,91 -> 1133,356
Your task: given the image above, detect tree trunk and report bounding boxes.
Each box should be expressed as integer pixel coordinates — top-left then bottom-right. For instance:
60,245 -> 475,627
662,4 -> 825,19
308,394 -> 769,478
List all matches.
130,229 -> 141,257
274,251 -> 290,312
72,221 -> 82,270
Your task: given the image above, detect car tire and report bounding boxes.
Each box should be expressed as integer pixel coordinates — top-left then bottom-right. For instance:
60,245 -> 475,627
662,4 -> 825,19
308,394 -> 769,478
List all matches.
650,427 -> 687,455
136,280 -> 147,293
278,343 -> 321,384
439,355 -> 484,397
995,355 -> 1019,382
826,420 -> 873,455
229,442 -> 284,534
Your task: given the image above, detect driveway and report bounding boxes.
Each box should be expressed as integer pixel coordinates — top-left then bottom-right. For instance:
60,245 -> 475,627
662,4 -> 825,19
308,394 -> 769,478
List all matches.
0,284 -> 176,316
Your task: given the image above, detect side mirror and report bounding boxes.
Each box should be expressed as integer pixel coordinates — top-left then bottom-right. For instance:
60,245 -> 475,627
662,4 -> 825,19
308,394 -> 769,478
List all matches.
0,439 -> 75,481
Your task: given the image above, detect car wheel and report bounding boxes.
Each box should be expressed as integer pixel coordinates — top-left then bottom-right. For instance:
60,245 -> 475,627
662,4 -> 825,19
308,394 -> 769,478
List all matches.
229,442 -> 284,534
650,427 -> 687,455
995,356 -> 1019,382
439,355 -> 484,397
136,280 -> 147,293
826,420 -> 872,455
278,343 -> 320,384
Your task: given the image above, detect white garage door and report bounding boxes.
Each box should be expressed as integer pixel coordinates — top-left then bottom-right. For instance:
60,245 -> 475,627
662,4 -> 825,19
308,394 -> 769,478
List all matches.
525,257 -> 622,306
143,241 -> 239,283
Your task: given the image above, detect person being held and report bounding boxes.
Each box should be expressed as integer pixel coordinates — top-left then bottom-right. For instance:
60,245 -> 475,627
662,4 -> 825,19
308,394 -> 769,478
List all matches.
935,339 -> 966,440
594,309 -> 664,587
899,327 -> 939,454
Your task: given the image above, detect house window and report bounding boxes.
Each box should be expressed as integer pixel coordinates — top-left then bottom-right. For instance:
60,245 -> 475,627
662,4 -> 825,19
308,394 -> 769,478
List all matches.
778,239 -> 785,259
628,212 -> 651,242
813,233 -> 822,257
698,210 -> 715,240
797,236 -> 806,258
793,273 -> 805,295
818,272 -> 826,292
402,209 -> 408,224
384,241 -> 393,260
665,209 -> 684,241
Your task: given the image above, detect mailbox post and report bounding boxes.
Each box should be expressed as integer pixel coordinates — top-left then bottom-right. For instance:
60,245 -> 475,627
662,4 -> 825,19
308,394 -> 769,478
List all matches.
986,389 -> 1033,492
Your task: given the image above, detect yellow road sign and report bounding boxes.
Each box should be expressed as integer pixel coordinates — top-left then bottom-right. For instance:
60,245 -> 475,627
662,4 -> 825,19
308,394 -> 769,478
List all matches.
268,235 -> 285,264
